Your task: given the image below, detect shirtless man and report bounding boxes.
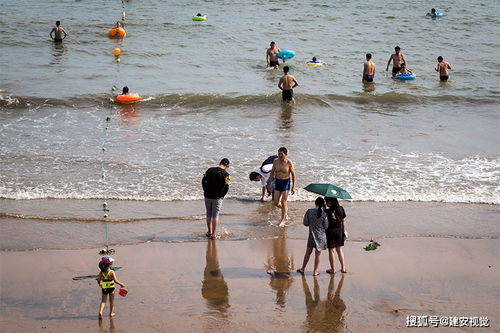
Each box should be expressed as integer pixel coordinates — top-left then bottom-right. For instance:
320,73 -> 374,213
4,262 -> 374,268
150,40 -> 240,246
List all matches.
266,41 -> 281,69
386,46 -> 406,76
278,66 -> 298,103
363,53 -> 376,83
268,147 -> 296,227
49,21 -> 68,43
435,56 -> 452,81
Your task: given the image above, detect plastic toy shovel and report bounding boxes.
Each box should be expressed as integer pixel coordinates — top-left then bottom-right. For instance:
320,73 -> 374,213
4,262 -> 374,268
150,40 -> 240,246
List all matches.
119,288 -> 128,297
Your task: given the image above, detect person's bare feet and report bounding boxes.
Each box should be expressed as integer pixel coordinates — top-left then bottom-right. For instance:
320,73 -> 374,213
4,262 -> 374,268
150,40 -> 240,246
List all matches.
110,312 -> 115,317
98,313 -> 103,319
278,220 -> 286,227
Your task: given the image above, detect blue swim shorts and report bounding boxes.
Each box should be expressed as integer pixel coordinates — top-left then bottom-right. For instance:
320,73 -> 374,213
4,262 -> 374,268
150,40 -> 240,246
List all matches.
274,178 -> 291,192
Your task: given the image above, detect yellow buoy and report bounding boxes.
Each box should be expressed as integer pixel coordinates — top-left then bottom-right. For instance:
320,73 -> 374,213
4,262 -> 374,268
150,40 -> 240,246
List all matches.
113,48 -> 121,57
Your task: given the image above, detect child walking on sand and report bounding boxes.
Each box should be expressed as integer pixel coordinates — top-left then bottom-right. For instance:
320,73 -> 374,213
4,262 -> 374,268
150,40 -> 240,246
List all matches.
297,197 -> 328,276
96,256 -> 125,319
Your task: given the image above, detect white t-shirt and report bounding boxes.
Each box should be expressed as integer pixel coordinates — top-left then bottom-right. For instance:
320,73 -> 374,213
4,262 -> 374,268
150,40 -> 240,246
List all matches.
256,169 -> 270,187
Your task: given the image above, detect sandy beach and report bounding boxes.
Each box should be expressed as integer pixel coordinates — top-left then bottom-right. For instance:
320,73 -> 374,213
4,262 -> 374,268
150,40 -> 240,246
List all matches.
1,200 -> 498,332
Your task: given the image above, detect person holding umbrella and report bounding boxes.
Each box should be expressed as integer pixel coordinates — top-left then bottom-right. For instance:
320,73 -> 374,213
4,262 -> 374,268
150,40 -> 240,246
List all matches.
325,197 -> 347,274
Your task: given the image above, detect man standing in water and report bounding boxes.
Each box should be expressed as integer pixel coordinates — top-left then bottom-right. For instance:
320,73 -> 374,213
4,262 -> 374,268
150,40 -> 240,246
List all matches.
269,147 -> 296,227
278,66 -> 299,103
385,46 -> 406,76
362,53 -> 376,83
266,41 -> 281,69
435,56 -> 452,81
49,21 -> 68,42
202,158 -> 231,239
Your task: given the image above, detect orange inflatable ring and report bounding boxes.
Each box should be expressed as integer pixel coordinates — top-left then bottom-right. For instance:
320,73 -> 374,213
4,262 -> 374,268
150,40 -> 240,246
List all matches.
116,94 -> 141,103
108,28 -> 126,38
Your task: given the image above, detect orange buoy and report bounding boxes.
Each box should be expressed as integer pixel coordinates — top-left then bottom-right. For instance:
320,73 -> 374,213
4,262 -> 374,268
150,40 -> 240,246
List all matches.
108,27 -> 126,38
116,94 -> 141,103
113,48 -> 121,57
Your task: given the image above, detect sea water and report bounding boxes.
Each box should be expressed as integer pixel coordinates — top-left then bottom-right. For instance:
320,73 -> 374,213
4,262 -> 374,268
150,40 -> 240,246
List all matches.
1,0 -> 499,205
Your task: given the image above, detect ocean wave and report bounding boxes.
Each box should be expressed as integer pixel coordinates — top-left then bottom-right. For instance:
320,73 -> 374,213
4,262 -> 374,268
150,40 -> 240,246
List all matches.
1,91 -> 498,110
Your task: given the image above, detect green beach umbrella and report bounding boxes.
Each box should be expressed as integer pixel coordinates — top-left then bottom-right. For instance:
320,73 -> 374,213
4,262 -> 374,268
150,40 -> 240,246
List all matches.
304,183 -> 352,199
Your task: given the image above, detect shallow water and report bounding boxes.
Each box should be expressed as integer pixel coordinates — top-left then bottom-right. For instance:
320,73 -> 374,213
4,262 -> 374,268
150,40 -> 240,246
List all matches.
0,0 -> 499,204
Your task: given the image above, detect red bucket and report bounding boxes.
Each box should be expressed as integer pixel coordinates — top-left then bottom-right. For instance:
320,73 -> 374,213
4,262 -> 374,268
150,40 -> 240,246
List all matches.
119,288 -> 128,297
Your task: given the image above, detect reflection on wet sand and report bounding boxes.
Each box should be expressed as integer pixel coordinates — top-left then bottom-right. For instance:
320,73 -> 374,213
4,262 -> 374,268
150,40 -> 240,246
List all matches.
301,274 -> 346,332
265,229 -> 295,307
98,316 -> 115,333
201,240 -> 230,316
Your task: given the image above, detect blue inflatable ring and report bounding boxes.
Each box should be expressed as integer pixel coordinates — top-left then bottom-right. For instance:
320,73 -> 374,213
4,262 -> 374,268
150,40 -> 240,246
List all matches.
395,73 -> 416,80
427,13 -> 444,17
277,50 -> 296,60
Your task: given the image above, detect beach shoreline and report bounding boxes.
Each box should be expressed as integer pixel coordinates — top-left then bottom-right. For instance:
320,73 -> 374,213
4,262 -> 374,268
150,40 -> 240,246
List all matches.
1,199 -> 499,331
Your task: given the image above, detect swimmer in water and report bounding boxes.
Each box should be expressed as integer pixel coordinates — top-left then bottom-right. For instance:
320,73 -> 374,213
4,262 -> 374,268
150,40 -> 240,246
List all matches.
435,56 -> 451,81
267,41 -> 282,69
362,53 -> 375,83
278,66 -> 299,103
397,62 -> 413,75
386,46 -> 407,76
49,21 -> 68,43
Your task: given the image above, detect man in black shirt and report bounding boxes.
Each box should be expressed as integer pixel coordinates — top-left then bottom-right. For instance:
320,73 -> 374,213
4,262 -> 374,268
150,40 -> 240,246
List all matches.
202,158 -> 231,239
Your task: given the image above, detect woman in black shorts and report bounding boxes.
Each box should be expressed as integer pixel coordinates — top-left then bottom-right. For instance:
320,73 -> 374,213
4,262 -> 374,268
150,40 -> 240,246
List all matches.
325,197 -> 347,274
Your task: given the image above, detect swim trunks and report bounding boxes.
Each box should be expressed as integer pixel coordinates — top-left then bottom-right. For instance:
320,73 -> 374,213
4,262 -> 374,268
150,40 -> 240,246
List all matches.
363,74 -> 374,82
282,89 -> 293,101
392,66 -> 401,75
53,38 -> 63,43
274,178 -> 291,192
440,75 -> 449,81
269,60 -> 279,67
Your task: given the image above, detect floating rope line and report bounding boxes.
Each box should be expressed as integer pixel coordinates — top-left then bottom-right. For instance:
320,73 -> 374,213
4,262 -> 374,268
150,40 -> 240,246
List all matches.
121,0 -> 126,23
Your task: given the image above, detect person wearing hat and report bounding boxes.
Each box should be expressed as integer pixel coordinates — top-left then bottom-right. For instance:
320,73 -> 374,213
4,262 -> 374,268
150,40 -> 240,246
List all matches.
202,158 -> 231,239
96,256 -> 125,319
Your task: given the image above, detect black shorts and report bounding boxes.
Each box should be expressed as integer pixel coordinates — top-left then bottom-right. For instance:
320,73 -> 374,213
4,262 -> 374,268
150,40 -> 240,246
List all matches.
363,74 -> 374,82
440,75 -> 449,81
392,66 -> 401,74
53,38 -> 63,43
282,89 -> 293,101
102,288 -> 115,295
269,60 -> 279,67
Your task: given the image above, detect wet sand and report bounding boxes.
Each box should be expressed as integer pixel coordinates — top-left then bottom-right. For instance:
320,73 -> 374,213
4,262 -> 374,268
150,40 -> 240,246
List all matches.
1,234 -> 498,332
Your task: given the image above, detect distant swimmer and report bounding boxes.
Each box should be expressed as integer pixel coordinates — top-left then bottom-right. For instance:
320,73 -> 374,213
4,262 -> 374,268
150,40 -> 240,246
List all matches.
398,62 -> 413,74
49,21 -> 68,43
435,56 -> 452,81
249,155 -> 277,201
120,86 -> 129,95
386,46 -> 406,76
427,8 -> 437,16
114,21 -> 123,28
278,66 -> 299,103
362,53 -> 375,83
266,41 -> 282,69
307,57 -> 323,66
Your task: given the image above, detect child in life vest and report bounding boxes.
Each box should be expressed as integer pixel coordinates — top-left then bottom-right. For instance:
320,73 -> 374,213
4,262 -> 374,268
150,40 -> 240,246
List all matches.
96,256 -> 125,319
